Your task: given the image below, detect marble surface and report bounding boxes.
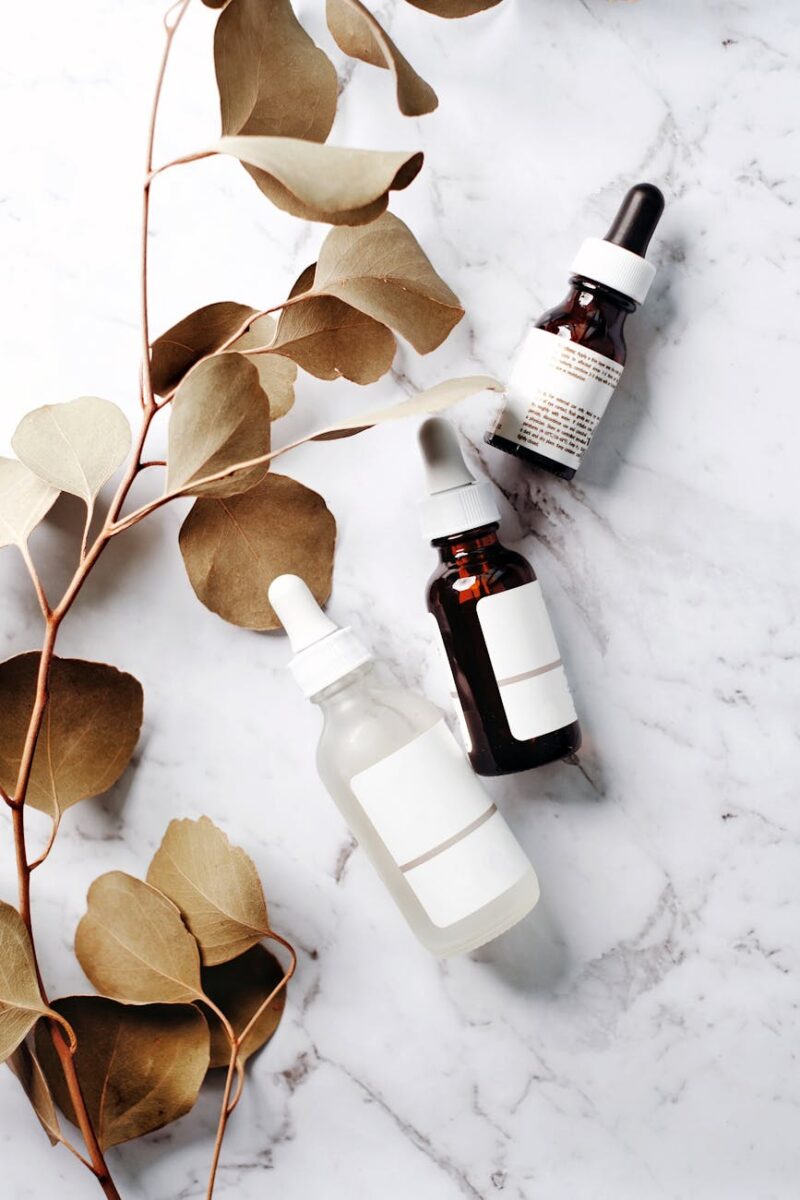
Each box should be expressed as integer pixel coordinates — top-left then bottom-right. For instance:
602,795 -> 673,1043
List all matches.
1,1 -> 799,1197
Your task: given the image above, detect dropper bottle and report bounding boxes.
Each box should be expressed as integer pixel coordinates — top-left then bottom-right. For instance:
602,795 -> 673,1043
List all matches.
419,418 -> 580,777
268,574 -> 540,957
486,182 -> 665,479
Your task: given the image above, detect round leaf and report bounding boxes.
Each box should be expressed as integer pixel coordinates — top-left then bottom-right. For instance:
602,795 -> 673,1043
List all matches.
7,1042 -> 61,1146
75,872 -> 203,1005
214,136 -> 423,226
12,398 -> 131,505
0,458 -> 59,551
166,353 -> 270,499
179,473 -> 336,630
312,212 -> 464,352
147,816 -> 269,967
405,0 -> 502,15
202,945 -> 287,1068
36,997 -> 209,1149
268,296 -> 396,384
230,314 -> 298,418
215,0 -> 337,143
150,301 -> 257,397
0,654 -> 143,818
327,0 -> 438,116
0,902 -> 49,1064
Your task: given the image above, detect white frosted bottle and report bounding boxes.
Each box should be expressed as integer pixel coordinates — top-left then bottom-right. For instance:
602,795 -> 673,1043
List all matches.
269,575 -> 540,957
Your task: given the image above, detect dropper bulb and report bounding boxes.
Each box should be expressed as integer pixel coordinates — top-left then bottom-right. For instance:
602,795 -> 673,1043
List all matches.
419,417 -> 475,495
268,574 -> 338,653
604,182 -> 665,257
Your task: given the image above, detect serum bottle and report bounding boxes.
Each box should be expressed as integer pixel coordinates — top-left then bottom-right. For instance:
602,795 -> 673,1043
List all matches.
419,418 -> 580,777
268,574 -> 540,957
486,182 -> 664,479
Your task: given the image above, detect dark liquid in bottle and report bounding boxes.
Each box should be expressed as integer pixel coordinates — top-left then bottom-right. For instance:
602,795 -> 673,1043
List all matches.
427,524 -> 581,776
485,276 -> 634,480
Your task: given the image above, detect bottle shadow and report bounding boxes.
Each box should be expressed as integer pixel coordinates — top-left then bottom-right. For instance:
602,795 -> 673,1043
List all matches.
471,896 -> 571,995
578,234 -> 683,490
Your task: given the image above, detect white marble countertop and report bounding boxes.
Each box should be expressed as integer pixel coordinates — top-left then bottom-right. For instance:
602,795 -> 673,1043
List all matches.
1,1 -> 799,1197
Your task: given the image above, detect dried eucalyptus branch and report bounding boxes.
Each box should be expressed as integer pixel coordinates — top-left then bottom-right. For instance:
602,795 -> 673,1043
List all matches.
1,0 -> 506,1194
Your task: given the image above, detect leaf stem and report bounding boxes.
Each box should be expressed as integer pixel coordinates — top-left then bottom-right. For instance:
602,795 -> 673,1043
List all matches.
20,543 -> 51,620
7,3 -> 194,1194
141,0 -> 193,411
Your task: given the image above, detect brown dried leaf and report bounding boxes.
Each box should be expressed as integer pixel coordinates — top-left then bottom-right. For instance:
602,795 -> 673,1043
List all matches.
327,0 -> 438,116
405,0 -> 502,15
147,816 -> 269,967
12,398 -> 131,505
215,136 -> 423,226
36,998 -> 209,1149
7,1041 -> 61,1146
150,301 -> 256,397
311,374 -> 502,440
229,315 -> 298,418
268,296 -> 396,383
0,654 -> 143,819
179,473 -> 336,630
312,212 -> 463,352
0,902 -> 49,1064
75,872 -> 203,1005
202,945 -> 286,1068
166,353 -> 270,499
0,458 -> 59,551
215,0 -> 337,143
203,0 -> 230,7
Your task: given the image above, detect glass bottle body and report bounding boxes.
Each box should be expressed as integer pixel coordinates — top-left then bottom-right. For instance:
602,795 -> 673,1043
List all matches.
313,662 -> 539,956
427,525 -> 581,776
485,275 -> 635,479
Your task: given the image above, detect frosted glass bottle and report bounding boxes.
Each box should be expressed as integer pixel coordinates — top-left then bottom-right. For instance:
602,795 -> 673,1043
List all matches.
269,575 -> 540,957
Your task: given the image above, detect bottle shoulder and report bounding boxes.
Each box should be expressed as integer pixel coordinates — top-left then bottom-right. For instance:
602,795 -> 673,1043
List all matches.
428,543 -> 535,609
316,678 -> 442,786
534,279 -> 630,365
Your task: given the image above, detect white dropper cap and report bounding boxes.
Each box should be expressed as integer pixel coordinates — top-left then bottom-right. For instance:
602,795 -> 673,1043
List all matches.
418,417 -> 500,541
268,575 -> 371,698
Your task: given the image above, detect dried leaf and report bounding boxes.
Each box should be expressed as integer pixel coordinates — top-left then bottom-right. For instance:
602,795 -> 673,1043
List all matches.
7,1041 -> 61,1146
312,212 -> 463,352
311,375 -> 502,440
166,353 -> 270,499
75,872 -> 203,1005
12,398 -> 131,505
0,458 -> 59,550
215,0 -> 337,143
179,473 -> 335,630
214,136 -> 423,226
36,998 -> 209,1149
229,315 -> 298,418
147,816 -> 269,967
327,0 -> 438,116
0,654 -> 143,819
150,301 -> 256,397
202,945 -> 286,1068
0,902 -> 49,1064
268,296 -> 396,383
203,0 -> 230,7
405,0 -> 502,15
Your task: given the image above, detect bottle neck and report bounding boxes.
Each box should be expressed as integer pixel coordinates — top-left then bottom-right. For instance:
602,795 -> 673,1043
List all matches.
432,523 -> 502,568
311,660 -> 374,708
567,275 -> 636,320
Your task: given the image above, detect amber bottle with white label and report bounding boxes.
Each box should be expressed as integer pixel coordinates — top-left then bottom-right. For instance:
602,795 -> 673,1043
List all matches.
268,574 -> 539,956
419,418 -> 580,776
486,182 -> 664,479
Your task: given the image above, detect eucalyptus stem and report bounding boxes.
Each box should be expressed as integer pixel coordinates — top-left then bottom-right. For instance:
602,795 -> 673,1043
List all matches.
6,4 -> 193,1194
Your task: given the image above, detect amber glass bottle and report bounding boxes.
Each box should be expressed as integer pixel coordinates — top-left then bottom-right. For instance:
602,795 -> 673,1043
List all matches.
486,182 -> 664,480
419,419 -> 580,778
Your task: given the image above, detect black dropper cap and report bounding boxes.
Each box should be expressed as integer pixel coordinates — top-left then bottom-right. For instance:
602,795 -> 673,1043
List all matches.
604,183 -> 664,258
